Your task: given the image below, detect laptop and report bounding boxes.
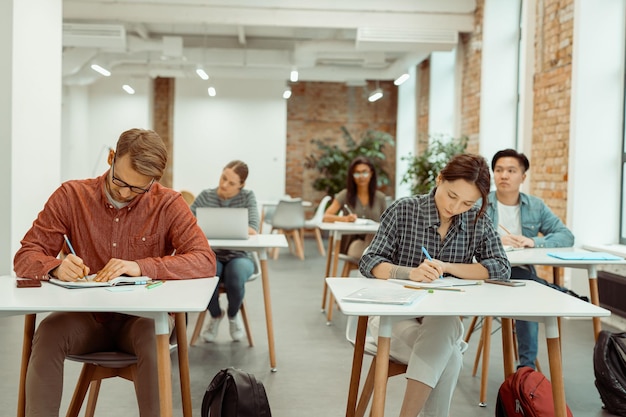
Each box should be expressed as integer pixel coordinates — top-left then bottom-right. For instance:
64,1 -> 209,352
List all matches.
196,207 -> 249,239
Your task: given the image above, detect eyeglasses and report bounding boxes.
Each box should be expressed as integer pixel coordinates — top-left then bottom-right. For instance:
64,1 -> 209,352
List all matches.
352,171 -> 371,179
111,160 -> 154,194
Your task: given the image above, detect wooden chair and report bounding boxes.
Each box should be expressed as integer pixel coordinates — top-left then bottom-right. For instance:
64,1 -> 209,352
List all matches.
345,316 -> 407,417
189,252 -> 261,346
65,352 -> 138,417
267,199 -> 305,260
302,195 -> 332,256
180,190 -> 195,206
325,253 -> 360,323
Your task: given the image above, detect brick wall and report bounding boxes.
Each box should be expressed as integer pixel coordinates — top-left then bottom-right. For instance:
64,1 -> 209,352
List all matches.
417,60 -> 430,154
460,0 -> 484,154
285,81 -> 397,206
530,0 -> 573,221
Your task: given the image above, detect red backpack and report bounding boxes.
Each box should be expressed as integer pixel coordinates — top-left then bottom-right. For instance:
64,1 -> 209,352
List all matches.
495,366 -> 573,417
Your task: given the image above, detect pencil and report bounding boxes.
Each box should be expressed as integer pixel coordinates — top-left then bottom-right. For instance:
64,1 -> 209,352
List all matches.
499,224 -> 512,235
404,285 -> 464,292
63,234 -> 77,256
343,204 -> 353,215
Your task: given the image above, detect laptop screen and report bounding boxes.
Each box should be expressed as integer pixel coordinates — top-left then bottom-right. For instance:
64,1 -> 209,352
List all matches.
196,207 -> 249,239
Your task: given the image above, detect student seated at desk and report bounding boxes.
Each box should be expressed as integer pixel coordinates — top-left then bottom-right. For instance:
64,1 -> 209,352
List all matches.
486,148 -> 575,370
322,156 -> 387,258
190,160 -> 259,342
360,154 -> 510,417
13,128 -> 216,417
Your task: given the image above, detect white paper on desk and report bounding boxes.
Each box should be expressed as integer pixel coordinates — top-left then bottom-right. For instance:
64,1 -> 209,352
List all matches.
388,277 -> 482,288
342,287 -> 426,305
333,219 -> 377,225
503,246 -> 525,252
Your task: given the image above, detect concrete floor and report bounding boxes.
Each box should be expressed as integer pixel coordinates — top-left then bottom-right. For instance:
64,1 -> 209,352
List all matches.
0,237 -> 620,416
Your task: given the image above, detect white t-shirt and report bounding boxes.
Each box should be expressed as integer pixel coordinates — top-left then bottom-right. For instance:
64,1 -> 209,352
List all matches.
497,201 -> 522,236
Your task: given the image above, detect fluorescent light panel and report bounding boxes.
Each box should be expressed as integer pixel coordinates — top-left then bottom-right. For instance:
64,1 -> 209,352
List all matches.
368,88 -> 383,102
196,68 -> 209,80
90,64 -> 111,77
122,84 -> 135,94
394,73 -> 410,86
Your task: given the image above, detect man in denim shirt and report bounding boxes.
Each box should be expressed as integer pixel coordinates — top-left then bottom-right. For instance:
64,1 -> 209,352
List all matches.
486,149 -> 574,370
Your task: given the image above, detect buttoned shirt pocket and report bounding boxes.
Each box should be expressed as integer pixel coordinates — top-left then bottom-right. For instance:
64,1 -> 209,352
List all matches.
129,233 -> 160,259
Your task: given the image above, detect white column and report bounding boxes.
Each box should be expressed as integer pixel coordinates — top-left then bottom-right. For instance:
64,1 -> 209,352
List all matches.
1,0 -> 62,274
395,65 -> 417,198
429,50 -> 456,138
478,0 -> 522,163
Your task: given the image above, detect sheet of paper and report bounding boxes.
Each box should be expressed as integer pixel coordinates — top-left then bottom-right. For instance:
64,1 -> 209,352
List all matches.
389,277 -> 482,288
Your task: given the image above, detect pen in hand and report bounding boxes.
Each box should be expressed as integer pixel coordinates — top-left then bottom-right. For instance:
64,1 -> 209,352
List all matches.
343,204 -> 353,215
421,246 -> 443,279
63,234 -> 87,280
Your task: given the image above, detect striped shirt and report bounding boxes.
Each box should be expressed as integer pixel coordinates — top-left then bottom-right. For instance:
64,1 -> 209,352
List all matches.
14,173 -> 216,280
190,188 -> 259,262
360,189 -> 510,280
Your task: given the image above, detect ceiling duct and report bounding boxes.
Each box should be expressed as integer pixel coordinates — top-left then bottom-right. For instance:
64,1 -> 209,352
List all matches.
63,23 -> 127,49
356,27 -> 458,52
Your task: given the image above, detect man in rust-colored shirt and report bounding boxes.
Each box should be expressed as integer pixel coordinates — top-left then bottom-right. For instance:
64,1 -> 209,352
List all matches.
14,128 -> 216,417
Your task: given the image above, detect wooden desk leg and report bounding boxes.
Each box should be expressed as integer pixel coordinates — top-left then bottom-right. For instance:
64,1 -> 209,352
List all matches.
545,317 -> 566,417
174,313 -> 192,417
156,314 -> 173,417
479,317 -> 492,406
588,266 -> 601,340
326,234 -> 342,324
501,318 -> 515,377
371,317 -> 392,417
321,235 -> 335,312
346,316 -> 368,417
18,314 -> 36,417
260,256 -> 277,371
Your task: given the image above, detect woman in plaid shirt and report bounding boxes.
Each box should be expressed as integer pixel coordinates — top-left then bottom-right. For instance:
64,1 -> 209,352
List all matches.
360,153 -> 510,417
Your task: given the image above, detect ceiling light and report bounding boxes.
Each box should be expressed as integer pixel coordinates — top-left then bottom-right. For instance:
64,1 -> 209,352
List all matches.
290,68 -> 298,83
207,86 -> 216,97
282,86 -> 292,99
122,84 -> 135,95
394,73 -> 410,86
90,64 -> 111,77
368,88 -> 383,102
196,67 -> 209,80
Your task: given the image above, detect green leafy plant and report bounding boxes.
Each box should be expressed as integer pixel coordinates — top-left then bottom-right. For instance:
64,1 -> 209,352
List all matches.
401,135 -> 469,195
304,126 -> 395,197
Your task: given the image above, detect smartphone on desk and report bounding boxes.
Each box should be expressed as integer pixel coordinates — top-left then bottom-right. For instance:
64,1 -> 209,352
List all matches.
16,278 -> 42,288
485,279 -> 526,287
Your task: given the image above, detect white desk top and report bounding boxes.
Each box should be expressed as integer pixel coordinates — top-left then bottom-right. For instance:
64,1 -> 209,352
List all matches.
258,199 -> 312,207
317,221 -> 379,234
0,276 -> 217,315
326,277 -> 609,319
506,247 -> 626,267
209,234 -> 288,250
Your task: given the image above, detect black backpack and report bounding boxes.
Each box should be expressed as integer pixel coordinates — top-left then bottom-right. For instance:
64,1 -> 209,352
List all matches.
593,331 -> 626,416
201,367 -> 272,417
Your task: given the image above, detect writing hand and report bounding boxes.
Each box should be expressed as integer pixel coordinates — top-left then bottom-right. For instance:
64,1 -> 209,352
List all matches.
94,259 -> 141,282
501,234 -> 534,248
345,213 -> 358,222
413,259 -> 444,282
54,254 -> 90,282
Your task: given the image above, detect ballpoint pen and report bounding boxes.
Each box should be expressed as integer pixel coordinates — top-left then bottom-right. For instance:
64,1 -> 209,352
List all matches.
343,204 -> 353,215
63,234 -> 86,280
404,285 -> 464,292
421,246 -> 443,279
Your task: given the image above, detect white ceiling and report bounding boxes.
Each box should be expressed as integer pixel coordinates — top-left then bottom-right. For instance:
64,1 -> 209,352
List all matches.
62,0 -> 476,86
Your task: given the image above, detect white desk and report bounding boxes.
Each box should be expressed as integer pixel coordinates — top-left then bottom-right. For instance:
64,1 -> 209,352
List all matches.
326,277 -> 609,417
208,234 -> 288,371
317,221 -> 379,322
0,275 -> 218,417
506,247 -> 626,339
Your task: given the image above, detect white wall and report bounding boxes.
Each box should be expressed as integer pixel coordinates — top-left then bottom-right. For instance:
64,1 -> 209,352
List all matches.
479,0 -> 522,163
173,78 -> 287,201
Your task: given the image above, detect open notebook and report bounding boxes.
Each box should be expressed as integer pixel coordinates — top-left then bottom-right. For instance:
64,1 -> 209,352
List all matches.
342,286 -> 427,305
49,275 -> 151,289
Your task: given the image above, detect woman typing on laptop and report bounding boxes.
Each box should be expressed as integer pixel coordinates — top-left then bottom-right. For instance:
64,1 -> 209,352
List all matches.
190,160 -> 259,342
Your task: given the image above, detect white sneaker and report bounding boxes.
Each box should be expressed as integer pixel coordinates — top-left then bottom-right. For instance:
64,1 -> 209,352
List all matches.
229,314 -> 244,342
201,311 -> 224,343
